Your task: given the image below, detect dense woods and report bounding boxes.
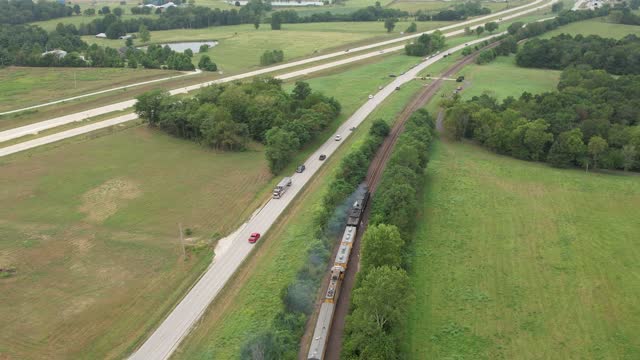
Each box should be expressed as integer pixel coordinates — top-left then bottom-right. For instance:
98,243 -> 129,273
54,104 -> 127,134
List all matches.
516,34 -> 640,75
343,110 -> 436,358
0,0 -> 73,25
134,79 -> 340,173
443,68 -> 640,171
240,119 -> 391,359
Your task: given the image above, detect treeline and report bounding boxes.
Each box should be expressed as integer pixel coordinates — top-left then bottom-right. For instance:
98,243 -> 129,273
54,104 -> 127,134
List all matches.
343,110 -> 436,358
516,34 -> 640,75
405,30 -> 446,56
134,79 -> 341,173
0,0 -> 73,25
0,23 -> 194,70
421,0 -> 491,21
269,5 -> 408,24
239,120 -> 391,360
443,68 -> 640,171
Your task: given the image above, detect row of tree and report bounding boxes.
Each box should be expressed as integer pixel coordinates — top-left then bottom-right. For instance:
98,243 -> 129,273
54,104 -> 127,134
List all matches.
134,79 -> 341,173
0,0 -> 73,25
343,110 -> 436,358
239,120 -> 391,360
516,33 -> 640,75
428,0 -> 491,21
443,68 -> 640,171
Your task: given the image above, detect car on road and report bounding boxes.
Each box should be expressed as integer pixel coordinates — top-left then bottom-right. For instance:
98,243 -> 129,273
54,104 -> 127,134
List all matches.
296,165 -> 306,173
334,135 -> 342,141
464,43 -> 469,46
395,86 -> 401,91
368,94 -> 374,99
319,154 -> 327,161
349,126 -> 356,131
248,232 -> 261,244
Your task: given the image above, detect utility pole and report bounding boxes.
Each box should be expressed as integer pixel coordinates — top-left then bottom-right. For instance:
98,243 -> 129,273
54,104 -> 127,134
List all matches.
178,223 -> 186,258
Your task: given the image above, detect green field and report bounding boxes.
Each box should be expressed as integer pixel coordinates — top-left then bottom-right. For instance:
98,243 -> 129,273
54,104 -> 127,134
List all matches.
0,67 -> 183,113
173,54 -> 426,359
458,55 -> 561,100
81,21 -> 452,73
0,126 -> 273,360
541,17 -> 640,39
31,13 -> 157,32
389,0 -> 532,13
405,139 -> 640,359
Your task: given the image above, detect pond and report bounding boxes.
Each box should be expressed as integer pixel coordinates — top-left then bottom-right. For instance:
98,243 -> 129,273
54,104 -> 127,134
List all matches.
140,41 -> 218,53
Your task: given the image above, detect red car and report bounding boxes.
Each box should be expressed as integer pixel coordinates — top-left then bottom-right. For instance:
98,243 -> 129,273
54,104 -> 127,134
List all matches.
248,232 -> 261,244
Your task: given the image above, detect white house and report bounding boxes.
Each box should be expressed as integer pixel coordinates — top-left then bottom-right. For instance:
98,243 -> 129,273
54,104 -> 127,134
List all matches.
96,33 -> 107,38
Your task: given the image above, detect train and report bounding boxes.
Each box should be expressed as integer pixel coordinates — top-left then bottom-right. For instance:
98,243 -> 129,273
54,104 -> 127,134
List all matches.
307,189 -> 370,360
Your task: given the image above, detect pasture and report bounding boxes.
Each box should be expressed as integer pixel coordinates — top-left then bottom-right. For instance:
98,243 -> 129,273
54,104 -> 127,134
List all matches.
172,53 -> 426,359
0,67 -> 182,114
389,0 -> 532,13
540,17 -> 640,39
405,139 -> 640,359
0,125 -> 272,359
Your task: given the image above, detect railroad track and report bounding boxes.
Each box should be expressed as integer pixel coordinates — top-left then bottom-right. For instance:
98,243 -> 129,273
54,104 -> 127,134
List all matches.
323,42 -> 502,360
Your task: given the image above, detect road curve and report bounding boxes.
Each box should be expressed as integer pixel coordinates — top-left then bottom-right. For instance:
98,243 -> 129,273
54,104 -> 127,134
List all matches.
128,33 -> 506,360
0,0 -> 552,145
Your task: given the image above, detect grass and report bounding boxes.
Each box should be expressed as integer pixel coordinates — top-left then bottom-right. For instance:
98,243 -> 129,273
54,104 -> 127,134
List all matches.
0,125 -> 274,360
540,17 -> 640,39
31,13 -> 157,32
405,139 -> 640,359
81,21 -> 452,73
172,53 -> 425,359
389,0 -> 533,13
0,66 -> 183,113
458,55 -> 561,100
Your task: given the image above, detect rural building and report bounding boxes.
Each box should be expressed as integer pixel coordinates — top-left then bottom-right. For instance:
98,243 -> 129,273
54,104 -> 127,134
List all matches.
96,33 -> 107,38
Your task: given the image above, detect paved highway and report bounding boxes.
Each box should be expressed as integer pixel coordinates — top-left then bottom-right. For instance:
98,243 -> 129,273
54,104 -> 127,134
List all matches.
128,33 -> 507,360
0,0 -> 552,145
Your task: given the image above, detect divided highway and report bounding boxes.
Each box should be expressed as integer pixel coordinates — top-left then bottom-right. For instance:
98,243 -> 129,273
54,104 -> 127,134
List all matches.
128,33 -> 508,360
0,0 -> 552,147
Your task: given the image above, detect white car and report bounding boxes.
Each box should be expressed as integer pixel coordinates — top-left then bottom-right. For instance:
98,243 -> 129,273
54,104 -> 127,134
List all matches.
368,94 -> 374,99
334,135 -> 342,141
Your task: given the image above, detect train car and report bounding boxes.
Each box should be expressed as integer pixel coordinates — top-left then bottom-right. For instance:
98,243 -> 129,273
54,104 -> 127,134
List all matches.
333,243 -> 352,272
341,226 -> 356,246
346,191 -> 370,227
325,266 -> 343,302
307,302 -> 335,360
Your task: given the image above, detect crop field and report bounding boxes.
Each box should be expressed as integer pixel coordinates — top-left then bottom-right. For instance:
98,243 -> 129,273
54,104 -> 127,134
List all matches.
172,54 -> 426,359
405,139 -> 640,359
0,67 -> 183,113
0,126 -> 273,359
81,21 -> 452,73
540,17 -> 640,39
458,56 -> 561,100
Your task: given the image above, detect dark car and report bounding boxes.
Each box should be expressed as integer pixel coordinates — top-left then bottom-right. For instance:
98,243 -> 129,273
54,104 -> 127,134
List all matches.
456,75 -> 465,82
319,154 -> 327,161
248,232 -> 261,244
296,165 -> 306,173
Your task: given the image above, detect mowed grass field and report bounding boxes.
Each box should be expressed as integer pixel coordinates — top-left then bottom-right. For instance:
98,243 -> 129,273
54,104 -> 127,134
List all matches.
0,126 -> 273,359
459,55 -> 561,100
405,140 -> 640,359
81,21 -> 453,73
541,17 -> 640,39
389,0 -> 532,13
0,67 -> 183,113
173,54 -> 426,359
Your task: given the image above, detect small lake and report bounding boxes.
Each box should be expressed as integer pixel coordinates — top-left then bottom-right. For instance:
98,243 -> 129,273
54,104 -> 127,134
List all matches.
139,41 -> 218,53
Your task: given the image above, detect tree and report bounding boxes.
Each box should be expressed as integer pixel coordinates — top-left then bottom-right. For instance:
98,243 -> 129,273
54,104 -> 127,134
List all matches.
384,18 -> 397,33
475,25 -> 485,37
184,48 -> 193,58
292,81 -> 311,101
198,55 -> 217,71
265,127 -> 300,173
622,145 -> 637,171
135,90 -> 170,126
631,0 -> 640,10
73,5 -> 81,15
551,2 -> 564,12
271,13 -> 282,30
199,44 -> 209,53
507,21 -> 524,35
547,128 -> 586,168
113,7 -> 123,17
588,136 -> 608,170
83,8 -> 95,16
405,22 -> 417,33
523,119 -> 553,161
351,266 -> 411,331
101,6 -> 111,14
139,24 -> 150,43
105,21 -> 126,39
254,16 -> 260,29
484,21 -> 498,33
125,37 -> 133,47
369,119 -> 390,138
360,225 -> 404,272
